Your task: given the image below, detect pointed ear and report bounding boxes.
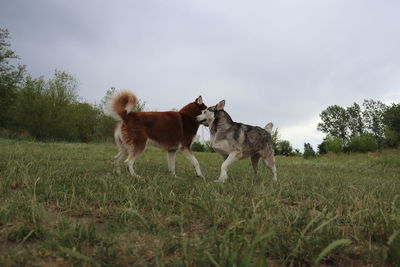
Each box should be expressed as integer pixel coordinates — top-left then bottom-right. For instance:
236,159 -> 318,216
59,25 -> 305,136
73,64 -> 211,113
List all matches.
215,100 -> 225,110
196,96 -> 203,105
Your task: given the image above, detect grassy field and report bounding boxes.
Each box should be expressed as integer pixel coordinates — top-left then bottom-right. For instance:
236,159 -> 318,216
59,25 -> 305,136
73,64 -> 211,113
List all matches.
0,138 -> 399,266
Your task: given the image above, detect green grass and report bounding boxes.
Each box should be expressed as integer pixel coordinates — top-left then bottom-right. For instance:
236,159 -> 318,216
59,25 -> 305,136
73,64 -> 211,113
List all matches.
0,138 -> 399,266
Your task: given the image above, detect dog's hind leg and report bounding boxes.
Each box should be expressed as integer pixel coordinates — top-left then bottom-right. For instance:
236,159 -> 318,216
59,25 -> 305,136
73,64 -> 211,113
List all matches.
262,153 -> 277,181
125,145 -> 145,178
114,149 -> 127,175
181,148 -> 204,179
113,126 -> 127,175
251,154 -> 260,177
216,152 -> 240,183
167,150 -> 177,176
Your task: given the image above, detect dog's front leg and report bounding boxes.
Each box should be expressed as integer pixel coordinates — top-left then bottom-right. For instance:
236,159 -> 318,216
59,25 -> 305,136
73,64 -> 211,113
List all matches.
181,148 -> 205,179
215,152 -> 240,183
167,150 -> 177,177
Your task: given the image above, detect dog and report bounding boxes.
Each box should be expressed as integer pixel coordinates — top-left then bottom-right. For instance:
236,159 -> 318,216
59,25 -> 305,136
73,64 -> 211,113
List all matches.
106,90 -> 207,178
196,100 -> 277,182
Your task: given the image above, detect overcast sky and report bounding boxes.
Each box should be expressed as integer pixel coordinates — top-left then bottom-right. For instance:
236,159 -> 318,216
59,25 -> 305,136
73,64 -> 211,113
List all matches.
2,0 -> 400,150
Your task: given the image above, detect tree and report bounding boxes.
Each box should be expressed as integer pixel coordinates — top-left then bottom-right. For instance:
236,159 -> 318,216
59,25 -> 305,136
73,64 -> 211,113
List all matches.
72,102 -> 98,142
42,70 -> 79,140
317,105 -> 349,141
383,103 -> 400,148
269,129 -> 296,155
13,71 -> 80,140
362,99 -> 387,147
12,76 -> 47,138
277,140 -> 293,155
0,28 -> 26,128
346,102 -> 364,137
383,103 -> 400,136
383,128 -> 399,148
271,128 -> 280,153
303,143 -> 316,159
47,70 -> 78,105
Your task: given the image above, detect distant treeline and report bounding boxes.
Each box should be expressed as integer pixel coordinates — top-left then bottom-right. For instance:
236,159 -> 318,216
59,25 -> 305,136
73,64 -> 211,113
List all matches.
316,100 -> 400,153
0,28 -> 145,142
273,99 -> 400,157
1,28 -> 399,153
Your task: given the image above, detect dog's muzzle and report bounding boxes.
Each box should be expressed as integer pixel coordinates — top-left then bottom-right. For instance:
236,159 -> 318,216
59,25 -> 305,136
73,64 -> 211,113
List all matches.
198,119 -> 207,124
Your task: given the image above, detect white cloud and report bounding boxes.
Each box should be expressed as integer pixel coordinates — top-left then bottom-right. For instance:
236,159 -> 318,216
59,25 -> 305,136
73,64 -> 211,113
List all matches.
280,115 -> 325,151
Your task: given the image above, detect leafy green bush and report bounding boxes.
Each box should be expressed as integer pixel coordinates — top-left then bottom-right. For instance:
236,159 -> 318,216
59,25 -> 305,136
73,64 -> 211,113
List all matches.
383,104 -> 400,148
348,133 -> 378,153
291,148 -> 302,156
191,141 -> 215,153
303,143 -> 316,159
383,128 -> 399,148
318,136 -> 343,154
191,141 -> 205,152
203,141 -> 215,153
0,128 -> 33,140
277,140 -> 293,155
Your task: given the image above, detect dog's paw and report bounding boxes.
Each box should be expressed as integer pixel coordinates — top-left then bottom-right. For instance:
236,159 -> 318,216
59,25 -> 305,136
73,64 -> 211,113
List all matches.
172,174 -> 182,179
214,174 -> 227,183
130,173 -> 141,178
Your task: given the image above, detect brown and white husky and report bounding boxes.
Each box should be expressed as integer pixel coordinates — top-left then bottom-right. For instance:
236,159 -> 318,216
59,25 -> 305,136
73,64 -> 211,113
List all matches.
106,91 -> 207,178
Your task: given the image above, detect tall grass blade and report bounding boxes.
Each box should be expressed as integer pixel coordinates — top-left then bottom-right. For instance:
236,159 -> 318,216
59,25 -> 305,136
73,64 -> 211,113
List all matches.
313,239 -> 351,266
206,251 -> 221,267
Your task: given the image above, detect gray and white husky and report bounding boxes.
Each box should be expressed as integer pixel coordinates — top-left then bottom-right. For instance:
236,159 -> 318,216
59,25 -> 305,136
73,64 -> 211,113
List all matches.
196,100 -> 277,182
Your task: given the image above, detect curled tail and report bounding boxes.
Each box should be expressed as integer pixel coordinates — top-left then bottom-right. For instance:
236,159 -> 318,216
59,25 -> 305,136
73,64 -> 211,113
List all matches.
264,122 -> 273,133
105,90 -> 138,120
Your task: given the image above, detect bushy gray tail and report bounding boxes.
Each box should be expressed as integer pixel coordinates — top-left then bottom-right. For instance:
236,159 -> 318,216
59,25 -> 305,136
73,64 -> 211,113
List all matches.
264,122 -> 273,133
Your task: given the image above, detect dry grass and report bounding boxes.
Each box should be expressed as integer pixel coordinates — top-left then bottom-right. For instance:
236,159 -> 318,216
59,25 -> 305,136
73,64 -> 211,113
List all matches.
0,138 -> 399,266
